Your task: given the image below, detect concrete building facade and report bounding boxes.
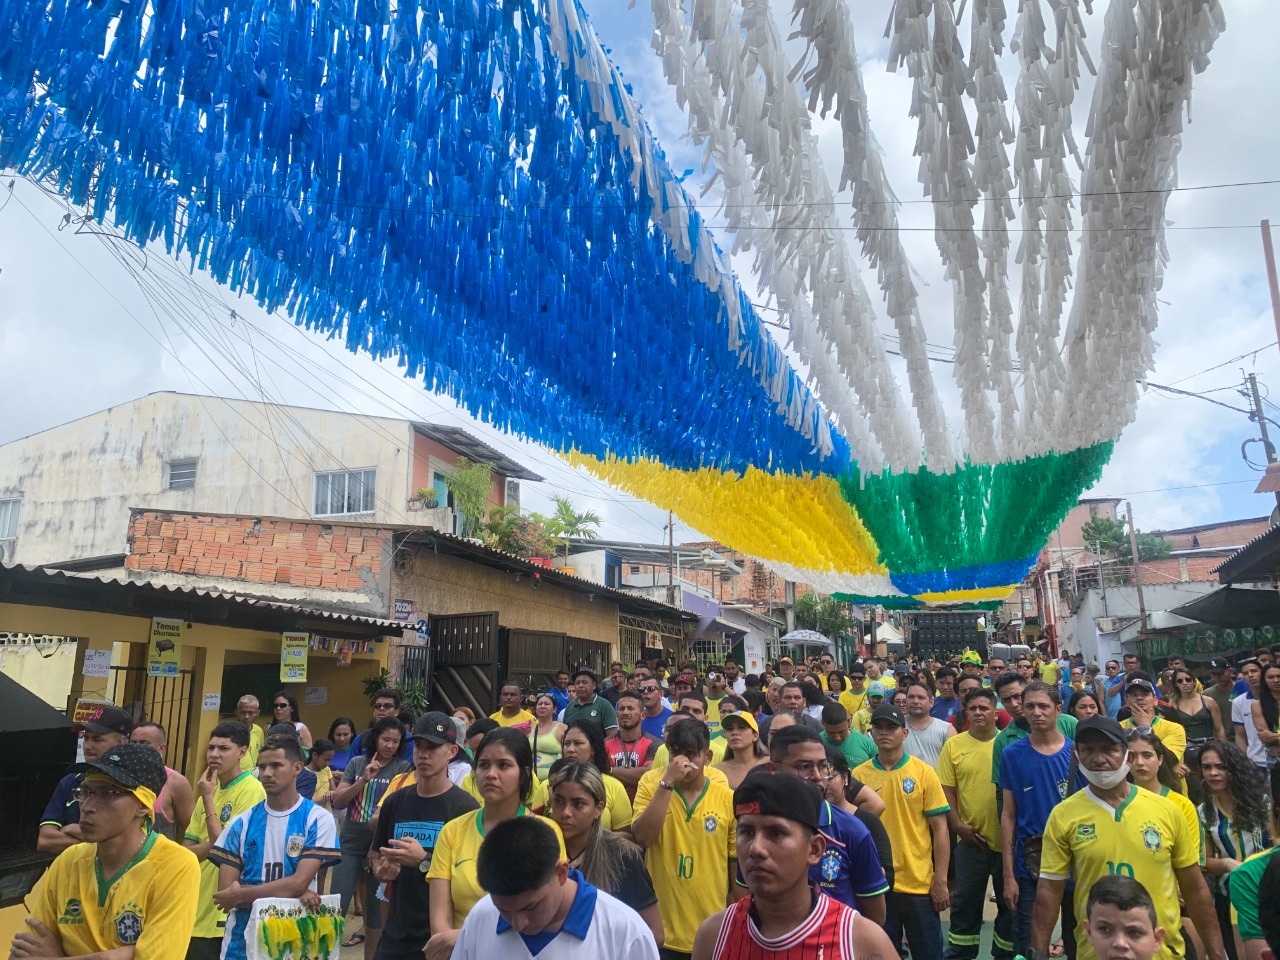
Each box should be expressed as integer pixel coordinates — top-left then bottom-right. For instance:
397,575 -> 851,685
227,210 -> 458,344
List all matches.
0,391 -> 540,566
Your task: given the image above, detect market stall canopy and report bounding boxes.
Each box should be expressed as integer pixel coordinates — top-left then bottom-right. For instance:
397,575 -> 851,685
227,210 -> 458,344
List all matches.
1169,586 -> 1280,629
780,630 -> 833,646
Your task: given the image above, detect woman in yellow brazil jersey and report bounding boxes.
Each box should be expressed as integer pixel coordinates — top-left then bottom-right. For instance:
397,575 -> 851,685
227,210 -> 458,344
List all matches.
425,728 -> 564,960
13,744 -> 200,960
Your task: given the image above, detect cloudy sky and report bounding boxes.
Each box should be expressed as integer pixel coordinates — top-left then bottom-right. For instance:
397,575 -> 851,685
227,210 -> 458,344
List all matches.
2,0 -> 1278,549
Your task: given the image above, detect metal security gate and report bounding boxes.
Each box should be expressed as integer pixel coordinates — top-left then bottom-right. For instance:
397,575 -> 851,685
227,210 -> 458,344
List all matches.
507,630 -> 610,698
106,666 -> 197,773
427,612 -> 501,716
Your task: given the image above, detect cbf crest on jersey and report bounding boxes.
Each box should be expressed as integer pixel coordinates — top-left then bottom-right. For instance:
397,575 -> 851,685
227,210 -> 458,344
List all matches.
1141,823 -> 1163,853
114,908 -> 143,944
820,850 -> 841,882
902,778 -> 917,795
704,816 -> 719,834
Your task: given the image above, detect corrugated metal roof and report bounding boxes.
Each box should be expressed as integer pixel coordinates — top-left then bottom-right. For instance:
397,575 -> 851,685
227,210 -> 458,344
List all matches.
1,563 -> 413,630
411,423 -> 544,482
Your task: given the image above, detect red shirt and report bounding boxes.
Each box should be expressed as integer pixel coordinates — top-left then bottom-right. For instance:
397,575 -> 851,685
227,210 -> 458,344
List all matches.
712,889 -> 857,960
604,732 -> 660,769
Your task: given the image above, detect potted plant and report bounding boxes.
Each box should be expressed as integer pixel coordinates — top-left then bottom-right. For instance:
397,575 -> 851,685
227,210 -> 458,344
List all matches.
415,487 -> 440,509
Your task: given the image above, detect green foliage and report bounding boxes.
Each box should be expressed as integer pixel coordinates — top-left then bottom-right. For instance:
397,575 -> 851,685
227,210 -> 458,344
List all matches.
414,487 -> 439,508
1081,516 -> 1171,561
794,591 -> 856,638
442,457 -> 493,538
546,495 -> 603,560
362,668 -> 393,705
481,505 -> 558,557
399,679 -> 430,717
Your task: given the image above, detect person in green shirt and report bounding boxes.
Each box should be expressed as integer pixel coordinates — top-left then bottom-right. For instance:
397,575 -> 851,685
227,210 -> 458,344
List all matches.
821,702 -> 877,768
561,668 -> 619,737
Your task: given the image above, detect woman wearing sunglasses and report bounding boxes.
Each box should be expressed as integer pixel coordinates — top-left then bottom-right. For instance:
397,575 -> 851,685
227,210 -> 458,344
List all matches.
1168,668 -> 1225,803
270,690 -> 313,749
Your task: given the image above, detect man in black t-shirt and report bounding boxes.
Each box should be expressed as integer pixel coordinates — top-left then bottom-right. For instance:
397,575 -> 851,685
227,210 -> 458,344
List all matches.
370,711 -> 479,960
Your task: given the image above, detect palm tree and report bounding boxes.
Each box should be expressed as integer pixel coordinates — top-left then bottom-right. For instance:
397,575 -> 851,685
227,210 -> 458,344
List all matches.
549,495 -> 602,563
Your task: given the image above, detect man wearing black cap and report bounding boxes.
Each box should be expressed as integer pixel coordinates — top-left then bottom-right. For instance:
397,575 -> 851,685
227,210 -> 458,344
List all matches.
562,668 -> 619,737
369,711 -> 479,960
853,704 -> 950,960
1031,715 -> 1227,960
689,769 -> 897,960
38,703 -> 133,856
13,743 -> 200,959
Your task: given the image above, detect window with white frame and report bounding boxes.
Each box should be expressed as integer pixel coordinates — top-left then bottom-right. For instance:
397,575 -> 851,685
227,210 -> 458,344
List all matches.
314,469 -> 376,516
0,497 -> 20,558
166,459 -> 198,490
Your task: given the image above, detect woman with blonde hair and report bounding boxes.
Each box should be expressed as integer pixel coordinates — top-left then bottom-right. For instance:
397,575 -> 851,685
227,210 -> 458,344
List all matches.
547,760 -> 663,947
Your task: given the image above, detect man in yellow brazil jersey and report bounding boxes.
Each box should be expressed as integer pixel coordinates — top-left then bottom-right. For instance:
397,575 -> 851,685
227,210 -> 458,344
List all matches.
1029,715 -> 1226,960
13,743 -> 199,960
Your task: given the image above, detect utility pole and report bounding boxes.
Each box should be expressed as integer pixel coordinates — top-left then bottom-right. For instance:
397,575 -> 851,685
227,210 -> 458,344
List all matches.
1126,502 -> 1148,634
1244,372 -> 1280,512
1094,540 -> 1108,618
1262,221 -> 1280,350
784,580 -> 796,633
666,511 -> 675,607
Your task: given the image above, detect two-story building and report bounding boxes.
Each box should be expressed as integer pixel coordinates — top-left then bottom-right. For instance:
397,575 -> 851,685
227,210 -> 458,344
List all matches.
0,390 -> 542,565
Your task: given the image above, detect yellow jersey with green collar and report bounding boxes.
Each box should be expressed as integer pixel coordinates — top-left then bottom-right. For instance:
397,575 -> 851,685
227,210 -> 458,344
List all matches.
459,770 -> 549,812
852,754 -> 950,895
426,807 -> 565,928
32,832 -> 199,958
632,768 -> 737,953
936,731 -> 1001,851
1040,786 -> 1198,960
183,770 -> 266,938
239,724 -> 265,772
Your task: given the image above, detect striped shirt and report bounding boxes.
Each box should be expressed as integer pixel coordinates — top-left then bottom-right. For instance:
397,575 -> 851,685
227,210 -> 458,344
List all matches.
712,890 -> 859,960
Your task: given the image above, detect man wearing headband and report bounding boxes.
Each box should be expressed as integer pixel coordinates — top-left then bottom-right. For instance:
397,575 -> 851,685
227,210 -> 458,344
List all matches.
690,769 -> 896,960
13,743 -> 200,959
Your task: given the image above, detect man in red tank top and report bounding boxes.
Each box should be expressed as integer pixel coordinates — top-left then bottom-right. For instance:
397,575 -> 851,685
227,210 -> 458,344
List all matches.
690,770 -> 898,960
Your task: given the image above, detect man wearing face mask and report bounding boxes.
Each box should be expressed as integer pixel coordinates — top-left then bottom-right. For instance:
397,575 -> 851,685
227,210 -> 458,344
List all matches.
1030,716 -> 1228,960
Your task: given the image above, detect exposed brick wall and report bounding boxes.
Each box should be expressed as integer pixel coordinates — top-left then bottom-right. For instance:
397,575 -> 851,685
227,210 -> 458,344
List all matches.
126,511 -> 387,592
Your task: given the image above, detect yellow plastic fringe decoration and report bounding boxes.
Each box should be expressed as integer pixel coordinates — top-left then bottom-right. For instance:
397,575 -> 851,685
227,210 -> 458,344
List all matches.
912,585 -> 1020,605
568,453 -> 885,576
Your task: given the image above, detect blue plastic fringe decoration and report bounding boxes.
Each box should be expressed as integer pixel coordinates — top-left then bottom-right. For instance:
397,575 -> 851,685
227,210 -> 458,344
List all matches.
0,0 -> 852,479
887,555 -> 1039,597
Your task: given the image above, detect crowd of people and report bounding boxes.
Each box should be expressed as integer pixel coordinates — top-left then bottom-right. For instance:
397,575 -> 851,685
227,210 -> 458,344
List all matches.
14,647 -> 1280,960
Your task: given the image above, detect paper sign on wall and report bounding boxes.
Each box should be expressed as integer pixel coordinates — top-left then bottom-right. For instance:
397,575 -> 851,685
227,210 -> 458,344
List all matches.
742,636 -> 766,674
394,598 -> 417,620
281,632 -> 309,683
304,686 -> 328,706
82,649 -> 112,678
147,618 -> 184,677
202,693 -> 222,712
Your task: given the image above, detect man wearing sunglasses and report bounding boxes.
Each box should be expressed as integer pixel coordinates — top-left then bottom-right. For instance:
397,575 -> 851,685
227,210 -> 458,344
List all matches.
13,743 -> 200,960
638,678 -> 673,740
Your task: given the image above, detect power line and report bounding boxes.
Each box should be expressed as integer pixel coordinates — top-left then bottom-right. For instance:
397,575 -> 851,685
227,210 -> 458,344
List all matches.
1167,342 -> 1277,385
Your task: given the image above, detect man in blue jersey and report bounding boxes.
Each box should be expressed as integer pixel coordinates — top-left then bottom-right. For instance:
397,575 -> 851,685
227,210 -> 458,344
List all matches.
767,725 -> 888,923
998,681 -> 1076,960
210,735 -> 342,960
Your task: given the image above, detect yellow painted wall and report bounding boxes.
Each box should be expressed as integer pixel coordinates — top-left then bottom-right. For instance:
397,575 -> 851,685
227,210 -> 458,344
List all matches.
0,642 -> 77,707
0,602 -> 389,782
395,550 -> 620,648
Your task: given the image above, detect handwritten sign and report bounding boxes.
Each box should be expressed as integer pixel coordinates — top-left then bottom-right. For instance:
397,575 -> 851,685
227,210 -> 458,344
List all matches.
281,632 -> 309,683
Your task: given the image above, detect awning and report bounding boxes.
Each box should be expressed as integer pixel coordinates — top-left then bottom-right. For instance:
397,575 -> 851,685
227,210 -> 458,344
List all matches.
0,672 -> 76,774
1213,524 -> 1280,583
1169,585 -> 1280,628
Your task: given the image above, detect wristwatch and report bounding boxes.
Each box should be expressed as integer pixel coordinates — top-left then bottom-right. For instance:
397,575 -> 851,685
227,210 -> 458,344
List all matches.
418,856 -> 430,874
658,779 -> 675,791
